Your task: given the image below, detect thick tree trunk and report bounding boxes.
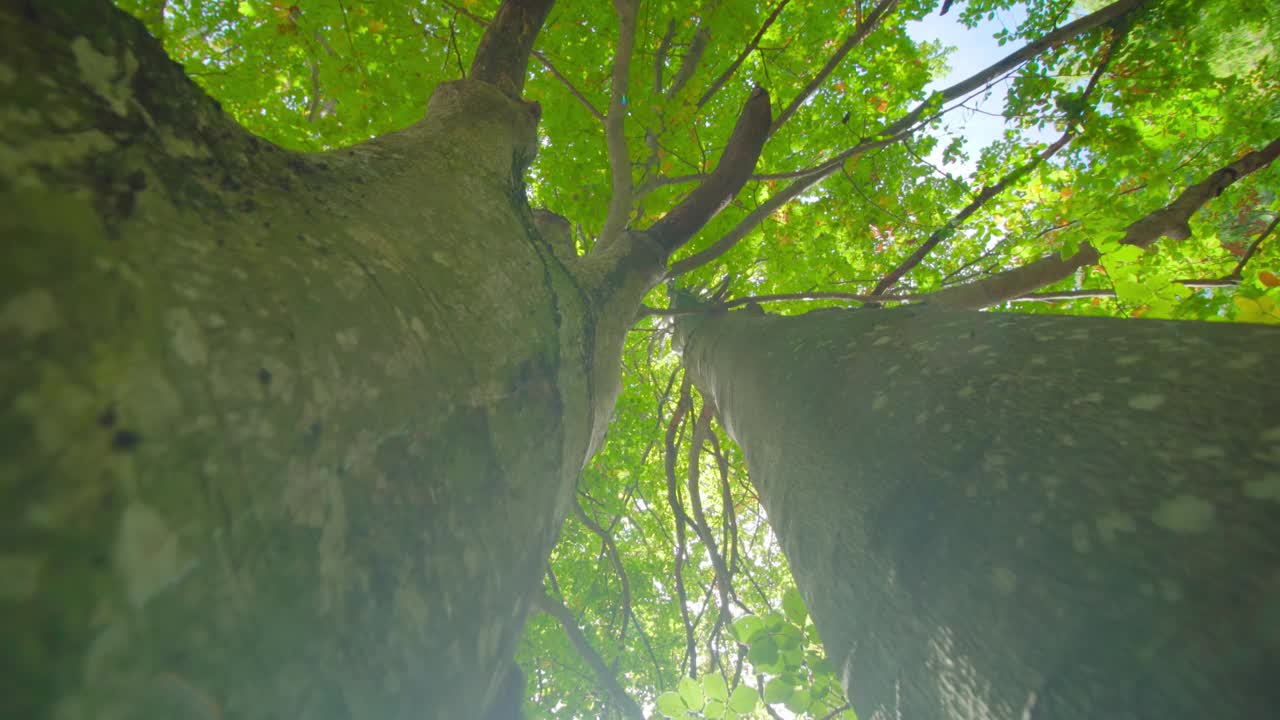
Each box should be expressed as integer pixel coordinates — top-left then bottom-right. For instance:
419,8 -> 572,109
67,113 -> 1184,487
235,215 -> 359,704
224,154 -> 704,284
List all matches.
1,4 -> 655,719
679,306 -> 1280,719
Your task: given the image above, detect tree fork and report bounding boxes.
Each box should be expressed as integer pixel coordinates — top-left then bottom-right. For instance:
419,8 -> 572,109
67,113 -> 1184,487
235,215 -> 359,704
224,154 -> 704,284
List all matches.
1,2 -> 619,719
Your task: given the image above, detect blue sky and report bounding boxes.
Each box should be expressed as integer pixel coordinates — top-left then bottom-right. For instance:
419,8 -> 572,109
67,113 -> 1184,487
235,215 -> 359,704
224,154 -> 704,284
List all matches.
906,4 -> 1054,176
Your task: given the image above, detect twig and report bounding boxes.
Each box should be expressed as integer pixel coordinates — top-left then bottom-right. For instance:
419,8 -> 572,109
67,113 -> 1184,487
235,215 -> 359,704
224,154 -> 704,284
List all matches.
870,130 -> 1073,297
769,0 -> 898,137
697,0 -> 791,109
1230,213 -> 1279,278
572,499 -> 633,642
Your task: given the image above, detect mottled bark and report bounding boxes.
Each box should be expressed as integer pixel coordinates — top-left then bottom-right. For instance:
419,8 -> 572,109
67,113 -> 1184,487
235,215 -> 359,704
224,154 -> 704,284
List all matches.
679,306 -> 1280,720
468,0 -> 556,99
0,3 -> 656,719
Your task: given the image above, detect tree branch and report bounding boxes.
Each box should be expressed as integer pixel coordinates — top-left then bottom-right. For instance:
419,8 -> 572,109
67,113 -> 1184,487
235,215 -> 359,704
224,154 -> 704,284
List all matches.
927,135 -> 1280,309
1014,278 -> 1241,303
870,130 -> 1073,297
655,19 -> 677,94
665,134 -> 901,278
665,378 -> 699,676
535,51 -> 605,121
665,26 -> 710,100
666,0 -> 1145,279
647,87 -> 773,253
870,24 -> 1125,297
685,404 -> 733,670
600,0 -> 641,247
876,0 -> 1144,140
1230,213 -> 1279,278
572,498 -> 633,643
468,0 -> 556,98
535,592 -> 646,720
442,0 -> 604,121
770,0 -> 898,137
697,0 -> 791,110
640,289 -> 931,318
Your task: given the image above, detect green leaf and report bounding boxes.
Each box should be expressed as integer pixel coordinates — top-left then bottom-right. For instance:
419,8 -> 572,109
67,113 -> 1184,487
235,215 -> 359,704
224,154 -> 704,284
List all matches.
785,688 -> 813,713
704,699 -> 727,718
678,676 -> 703,710
728,685 -> 759,713
747,636 -> 779,666
782,587 -> 808,625
656,692 -> 687,717
776,622 -> 804,650
703,674 -> 728,702
1105,245 -> 1144,264
1114,279 -> 1147,304
731,616 -> 765,643
763,677 -> 794,704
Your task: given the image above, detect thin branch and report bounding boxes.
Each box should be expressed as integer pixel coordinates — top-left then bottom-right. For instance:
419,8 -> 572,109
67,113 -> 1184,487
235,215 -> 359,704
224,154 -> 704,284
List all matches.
647,87 -> 773,253
1015,278 -> 1241,303
664,378 -> 698,676
667,26 -> 710,100
870,130 -> 1073,297
600,0 -> 641,247
639,289 -> 930,318
697,0 -> 791,109
572,499 -> 633,643
1230,213 -> 1279,278
666,0 -> 1146,279
468,0 -> 556,98
655,19 -> 676,94
664,134 -> 902,278
928,135 -> 1280,309
446,15 -> 466,77
876,0 -> 1144,141
686,404 -> 734,668
770,0 -> 898,137
306,56 -> 323,122
535,51 -> 605,121
535,591 -> 646,720
691,404 -> 732,604
871,24 -> 1125,296
818,703 -> 853,720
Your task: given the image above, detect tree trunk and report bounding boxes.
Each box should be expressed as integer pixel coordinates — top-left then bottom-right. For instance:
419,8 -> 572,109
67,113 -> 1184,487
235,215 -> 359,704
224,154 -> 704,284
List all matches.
679,306 -> 1280,719
1,4 -> 657,718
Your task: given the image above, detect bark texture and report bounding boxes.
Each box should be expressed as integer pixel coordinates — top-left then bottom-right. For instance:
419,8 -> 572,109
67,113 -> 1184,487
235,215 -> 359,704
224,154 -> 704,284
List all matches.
679,306 -> 1280,720
1,3 -> 651,718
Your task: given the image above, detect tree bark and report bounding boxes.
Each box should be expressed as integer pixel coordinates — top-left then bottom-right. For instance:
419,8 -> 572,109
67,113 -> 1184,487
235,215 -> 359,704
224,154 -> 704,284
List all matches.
678,306 -> 1280,719
0,4 -> 656,719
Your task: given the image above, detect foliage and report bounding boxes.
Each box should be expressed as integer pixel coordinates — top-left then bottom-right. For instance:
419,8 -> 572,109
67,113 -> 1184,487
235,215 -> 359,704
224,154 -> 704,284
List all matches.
114,0 -> 1280,717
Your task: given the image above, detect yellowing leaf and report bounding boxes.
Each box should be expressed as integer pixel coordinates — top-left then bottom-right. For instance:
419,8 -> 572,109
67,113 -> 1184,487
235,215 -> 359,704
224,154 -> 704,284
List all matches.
1234,295 -> 1280,324
369,19 -> 387,33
